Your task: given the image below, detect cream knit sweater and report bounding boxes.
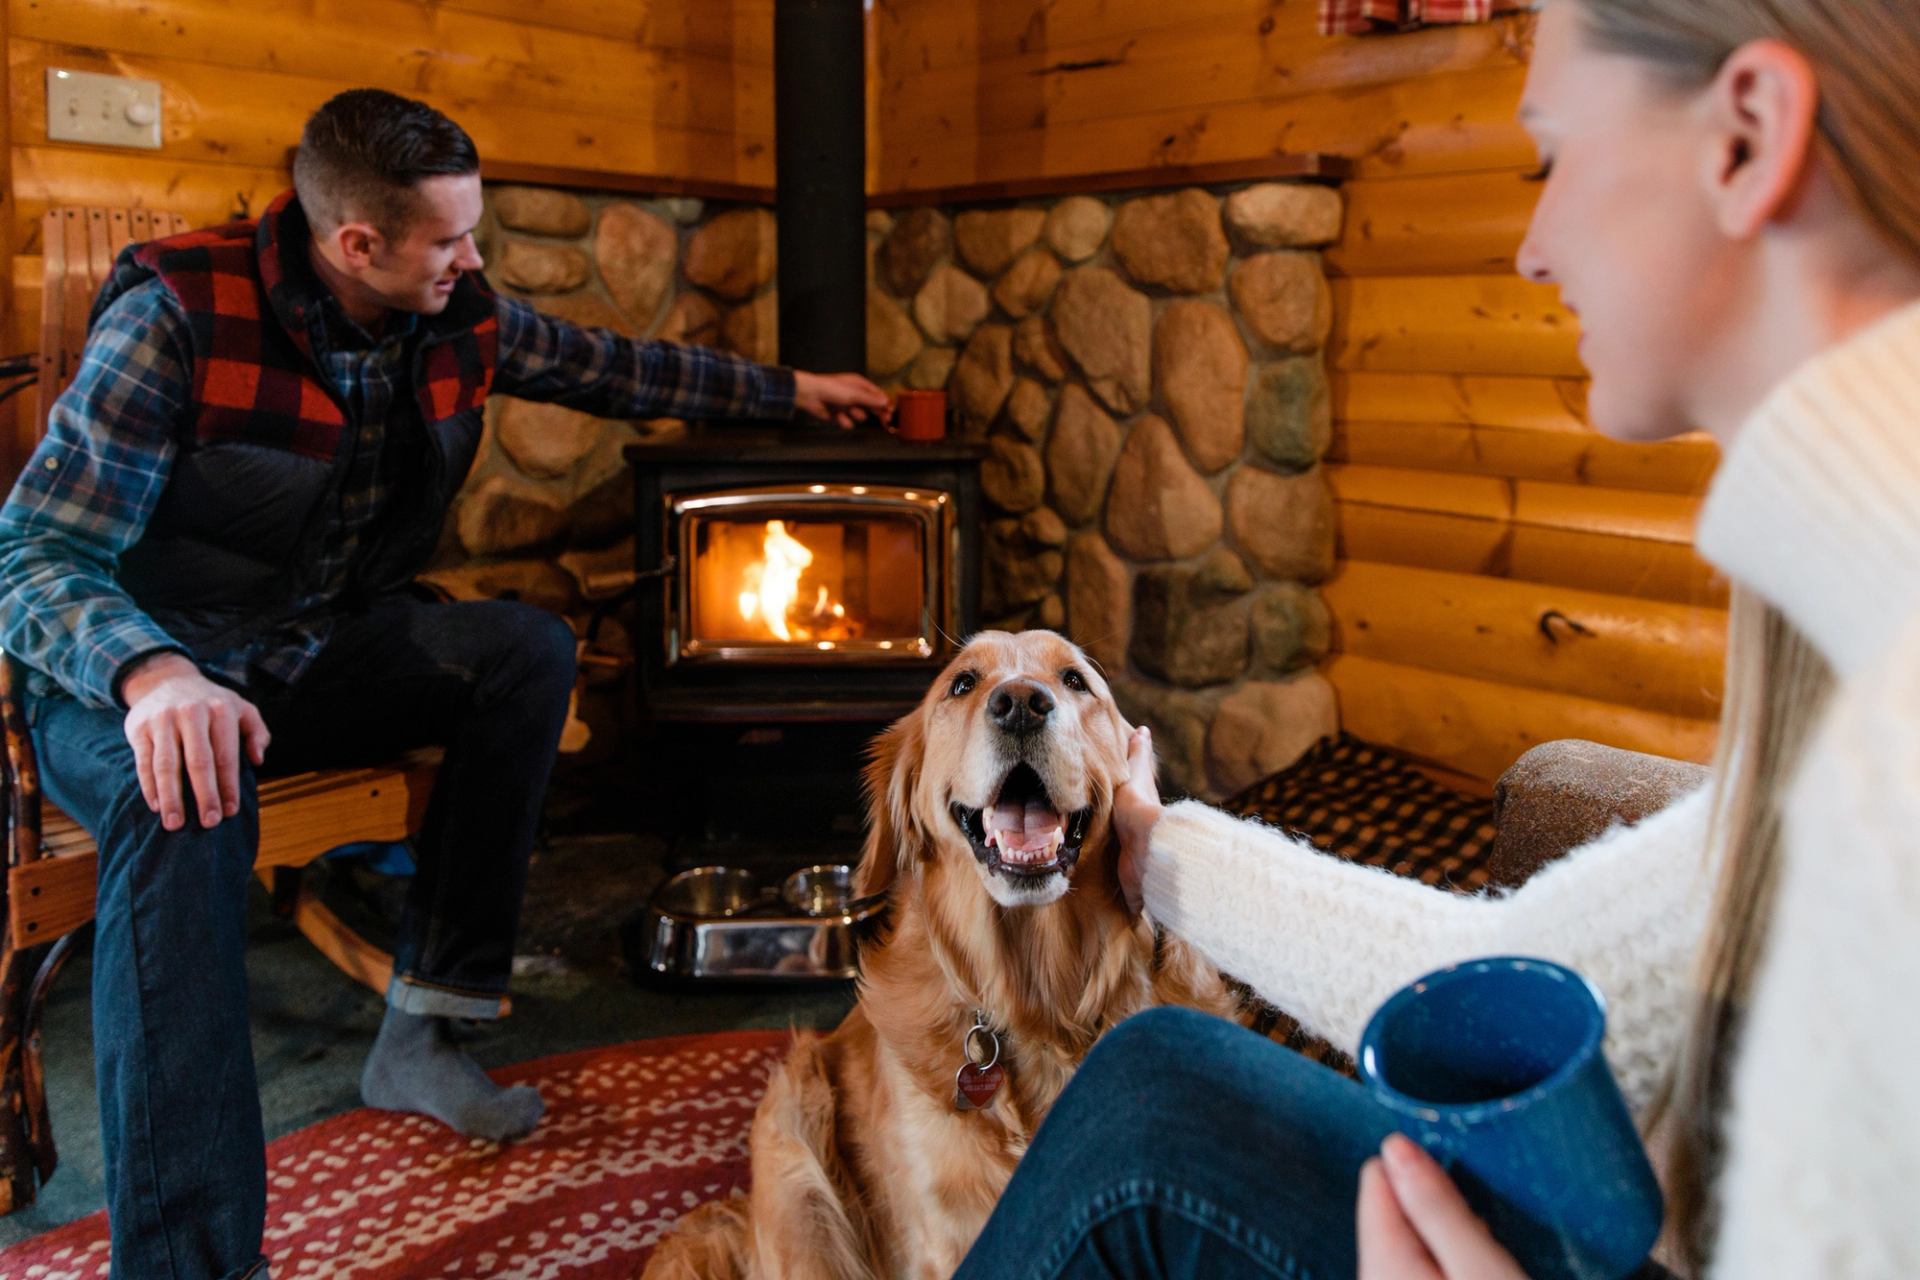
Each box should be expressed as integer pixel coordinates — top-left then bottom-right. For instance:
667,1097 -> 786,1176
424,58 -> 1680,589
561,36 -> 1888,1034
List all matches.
1141,301 -> 1920,1279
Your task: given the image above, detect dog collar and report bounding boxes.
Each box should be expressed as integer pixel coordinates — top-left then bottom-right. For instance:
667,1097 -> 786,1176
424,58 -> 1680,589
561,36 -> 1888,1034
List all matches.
953,1008 -> 1006,1111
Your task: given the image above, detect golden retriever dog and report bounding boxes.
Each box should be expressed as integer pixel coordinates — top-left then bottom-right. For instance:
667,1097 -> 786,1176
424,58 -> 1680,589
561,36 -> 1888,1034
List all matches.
642,630 -> 1238,1280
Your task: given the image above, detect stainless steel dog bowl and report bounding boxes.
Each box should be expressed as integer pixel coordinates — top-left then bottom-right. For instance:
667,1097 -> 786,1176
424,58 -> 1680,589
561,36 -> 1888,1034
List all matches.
653,866 -> 763,918
782,864 -> 854,916
639,862 -> 880,983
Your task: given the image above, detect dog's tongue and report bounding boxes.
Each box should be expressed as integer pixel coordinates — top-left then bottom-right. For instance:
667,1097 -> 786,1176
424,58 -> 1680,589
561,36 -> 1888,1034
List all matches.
993,800 -> 1062,853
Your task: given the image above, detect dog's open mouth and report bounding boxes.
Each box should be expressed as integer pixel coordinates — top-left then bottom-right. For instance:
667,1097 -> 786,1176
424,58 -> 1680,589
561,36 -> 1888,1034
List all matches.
950,762 -> 1094,882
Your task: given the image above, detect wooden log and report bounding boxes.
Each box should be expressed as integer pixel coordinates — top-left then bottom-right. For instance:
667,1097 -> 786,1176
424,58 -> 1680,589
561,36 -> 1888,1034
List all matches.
434,0 -> 774,63
15,0 -> 772,138
875,0 -> 1297,75
12,41 -> 771,200
1325,168 -> 1539,277
1332,370 -> 1592,432
1328,419 -> 1719,494
0,0 -> 14,485
1333,500 -> 1728,605
1323,560 -> 1725,718
878,11 -> 1528,146
1325,653 -> 1719,782
874,63 -> 1533,192
1328,276 -> 1583,377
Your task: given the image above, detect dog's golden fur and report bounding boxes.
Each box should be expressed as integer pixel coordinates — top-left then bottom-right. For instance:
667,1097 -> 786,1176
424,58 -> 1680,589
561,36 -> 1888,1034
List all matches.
642,631 -> 1238,1280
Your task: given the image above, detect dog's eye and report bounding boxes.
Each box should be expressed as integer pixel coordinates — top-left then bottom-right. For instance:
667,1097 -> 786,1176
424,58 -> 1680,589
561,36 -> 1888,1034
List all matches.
1062,668 -> 1089,692
949,671 -> 977,697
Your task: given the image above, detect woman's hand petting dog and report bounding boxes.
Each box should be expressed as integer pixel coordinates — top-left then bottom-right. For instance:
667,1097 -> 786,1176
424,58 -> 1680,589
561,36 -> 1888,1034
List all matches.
1114,724 -> 1163,917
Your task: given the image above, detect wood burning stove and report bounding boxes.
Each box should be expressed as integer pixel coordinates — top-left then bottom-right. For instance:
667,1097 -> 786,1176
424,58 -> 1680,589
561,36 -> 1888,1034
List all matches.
622,430 -> 983,874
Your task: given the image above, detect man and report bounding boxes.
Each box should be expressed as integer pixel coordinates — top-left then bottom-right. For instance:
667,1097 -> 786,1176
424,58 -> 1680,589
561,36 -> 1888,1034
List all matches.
0,88 -> 887,1279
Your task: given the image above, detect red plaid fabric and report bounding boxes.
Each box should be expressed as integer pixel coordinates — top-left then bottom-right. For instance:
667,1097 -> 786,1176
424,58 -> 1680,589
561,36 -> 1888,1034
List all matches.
102,191 -> 497,462
1318,0 -> 1497,35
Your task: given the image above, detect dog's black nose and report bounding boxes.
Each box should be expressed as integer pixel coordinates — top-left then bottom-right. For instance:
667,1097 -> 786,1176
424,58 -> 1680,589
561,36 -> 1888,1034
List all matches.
988,680 -> 1054,734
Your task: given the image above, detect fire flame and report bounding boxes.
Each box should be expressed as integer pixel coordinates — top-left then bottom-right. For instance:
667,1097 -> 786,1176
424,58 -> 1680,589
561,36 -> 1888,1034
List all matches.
735,521 -> 853,642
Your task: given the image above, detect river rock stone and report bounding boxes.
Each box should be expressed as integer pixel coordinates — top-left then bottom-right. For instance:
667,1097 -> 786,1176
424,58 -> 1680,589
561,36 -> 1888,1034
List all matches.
658,197 -> 704,225
1045,384 -> 1122,524
1005,378 -> 1051,442
1035,593 -> 1066,631
1110,189 -> 1229,294
982,438 -> 1047,513
1224,184 -> 1344,249
913,263 -> 991,343
1022,507 -> 1068,547
1230,252 -> 1332,353
497,240 -> 591,294
1130,563 -> 1250,688
906,346 -> 957,390
1206,675 -> 1338,795
595,202 -> 677,327
720,290 -> 778,363
868,288 -> 923,378
1013,314 -> 1068,380
1051,267 -> 1151,414
1226,466 -> 1335,581
493,186 -> 592,237
954,324 -> 1015,431
1045,196 -> 1111,262
866,209 -> 895,236
659,291 -> 720,345
1252,582 -> 1332,673
420,557 -> 581,614
536,290 -> 636,337
982,518 -> 1064,616
496,398 -> 603,480
1247,357 -> 1331,471
1066,532 -> 1130,674
1154,300 -> 1248,473
878,208 -> 951,296
684,208 -> 777,300
1105,416 -> 1222,560
457,474 -> 569,556
954,207 -> 1046,277
992,248 -> 1062,320
1109,678 -> 1214,797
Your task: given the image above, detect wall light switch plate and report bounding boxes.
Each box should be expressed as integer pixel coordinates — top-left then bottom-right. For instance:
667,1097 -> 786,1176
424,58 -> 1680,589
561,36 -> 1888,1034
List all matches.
46,68 -> 163,150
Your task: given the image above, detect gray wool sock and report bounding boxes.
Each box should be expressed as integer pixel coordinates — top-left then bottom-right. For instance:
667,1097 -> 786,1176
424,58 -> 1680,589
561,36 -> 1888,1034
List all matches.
360,1005 -> 545,1143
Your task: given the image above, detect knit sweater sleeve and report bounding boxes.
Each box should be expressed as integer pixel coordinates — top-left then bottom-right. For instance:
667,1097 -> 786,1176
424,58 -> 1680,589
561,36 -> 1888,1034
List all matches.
1710,633 -> 1920,1279
1142,784 -> 1715,1117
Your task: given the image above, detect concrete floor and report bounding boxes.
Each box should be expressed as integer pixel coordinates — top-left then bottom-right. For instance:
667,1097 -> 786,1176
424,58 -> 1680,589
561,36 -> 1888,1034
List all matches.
0,827 -> 858,1249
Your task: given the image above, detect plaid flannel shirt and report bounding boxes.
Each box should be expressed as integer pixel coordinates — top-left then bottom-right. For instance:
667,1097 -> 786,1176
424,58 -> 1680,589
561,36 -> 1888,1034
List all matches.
1318,0 -> 1496,35
0,282 -> 795,709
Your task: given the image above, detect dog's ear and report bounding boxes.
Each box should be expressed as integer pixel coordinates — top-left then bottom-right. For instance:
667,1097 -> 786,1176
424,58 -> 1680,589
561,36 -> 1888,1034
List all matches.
853,709 -> 925,900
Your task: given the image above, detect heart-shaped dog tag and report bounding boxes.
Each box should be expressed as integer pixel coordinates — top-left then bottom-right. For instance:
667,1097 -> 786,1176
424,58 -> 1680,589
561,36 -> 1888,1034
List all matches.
954,1060 -> 1005,1111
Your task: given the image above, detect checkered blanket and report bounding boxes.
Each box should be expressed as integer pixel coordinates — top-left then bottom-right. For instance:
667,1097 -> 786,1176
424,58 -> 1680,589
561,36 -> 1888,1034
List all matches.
1221,733 -> 1498,1069
1318,0 -> 1498,35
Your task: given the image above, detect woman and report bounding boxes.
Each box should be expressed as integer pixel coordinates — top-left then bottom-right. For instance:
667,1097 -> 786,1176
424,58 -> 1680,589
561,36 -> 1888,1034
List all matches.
953,1 -> 1920,1276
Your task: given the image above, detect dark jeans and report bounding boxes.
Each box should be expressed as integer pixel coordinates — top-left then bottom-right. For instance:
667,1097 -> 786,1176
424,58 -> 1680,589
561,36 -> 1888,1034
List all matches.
955,1007 -> 1675,1280
27,597 -> 576,1280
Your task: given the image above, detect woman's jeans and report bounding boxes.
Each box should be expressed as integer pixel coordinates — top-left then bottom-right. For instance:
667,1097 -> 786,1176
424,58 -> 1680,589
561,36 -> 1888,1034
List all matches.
26,596 -> 576,1280
954,1006 -> 1674,1280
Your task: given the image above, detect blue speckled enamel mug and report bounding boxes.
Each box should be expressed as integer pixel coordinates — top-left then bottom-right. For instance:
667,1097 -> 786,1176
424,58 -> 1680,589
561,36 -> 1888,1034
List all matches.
1358,956 -> 1665,1280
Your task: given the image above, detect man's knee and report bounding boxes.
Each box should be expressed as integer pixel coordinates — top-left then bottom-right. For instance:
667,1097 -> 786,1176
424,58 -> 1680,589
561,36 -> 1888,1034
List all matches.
472,603 -> 577,704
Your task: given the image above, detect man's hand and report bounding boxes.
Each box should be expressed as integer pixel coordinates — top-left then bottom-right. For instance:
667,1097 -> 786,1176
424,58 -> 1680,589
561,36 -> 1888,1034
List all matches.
793,370 -> 891,429
1358,1135 -> 1531,1279
121,653 -> 271,832
1114,724 -> 1164,916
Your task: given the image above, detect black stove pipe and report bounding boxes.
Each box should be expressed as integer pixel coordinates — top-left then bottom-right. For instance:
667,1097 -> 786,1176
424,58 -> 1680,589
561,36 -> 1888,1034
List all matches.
774,0 -> 867,378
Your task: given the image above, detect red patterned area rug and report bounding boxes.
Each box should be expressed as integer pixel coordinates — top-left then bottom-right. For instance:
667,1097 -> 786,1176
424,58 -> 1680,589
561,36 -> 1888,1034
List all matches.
0,1029 -> 791,1280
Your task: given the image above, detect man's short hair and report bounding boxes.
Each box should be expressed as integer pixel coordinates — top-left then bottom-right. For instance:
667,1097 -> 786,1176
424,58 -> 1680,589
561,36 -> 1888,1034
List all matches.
293,89 -> 479,237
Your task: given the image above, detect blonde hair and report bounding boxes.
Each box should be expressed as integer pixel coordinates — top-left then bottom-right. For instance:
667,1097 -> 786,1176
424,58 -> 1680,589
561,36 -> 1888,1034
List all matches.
1556,1 -> 1920,1270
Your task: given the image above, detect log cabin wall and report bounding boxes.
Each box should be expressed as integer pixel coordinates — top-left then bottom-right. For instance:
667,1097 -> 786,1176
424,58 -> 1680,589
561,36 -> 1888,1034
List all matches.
873,0 -> 1727,786
4,0 -> 777,380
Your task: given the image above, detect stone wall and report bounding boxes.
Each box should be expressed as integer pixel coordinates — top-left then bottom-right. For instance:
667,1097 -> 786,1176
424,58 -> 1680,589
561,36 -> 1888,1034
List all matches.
442,179 -> 1341,798
430,184 -> 780,755
865,184 -> 1344,800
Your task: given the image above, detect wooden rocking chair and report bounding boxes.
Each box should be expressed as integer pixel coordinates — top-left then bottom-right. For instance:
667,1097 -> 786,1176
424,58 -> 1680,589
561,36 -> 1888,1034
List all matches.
0,208 -> 441,1214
